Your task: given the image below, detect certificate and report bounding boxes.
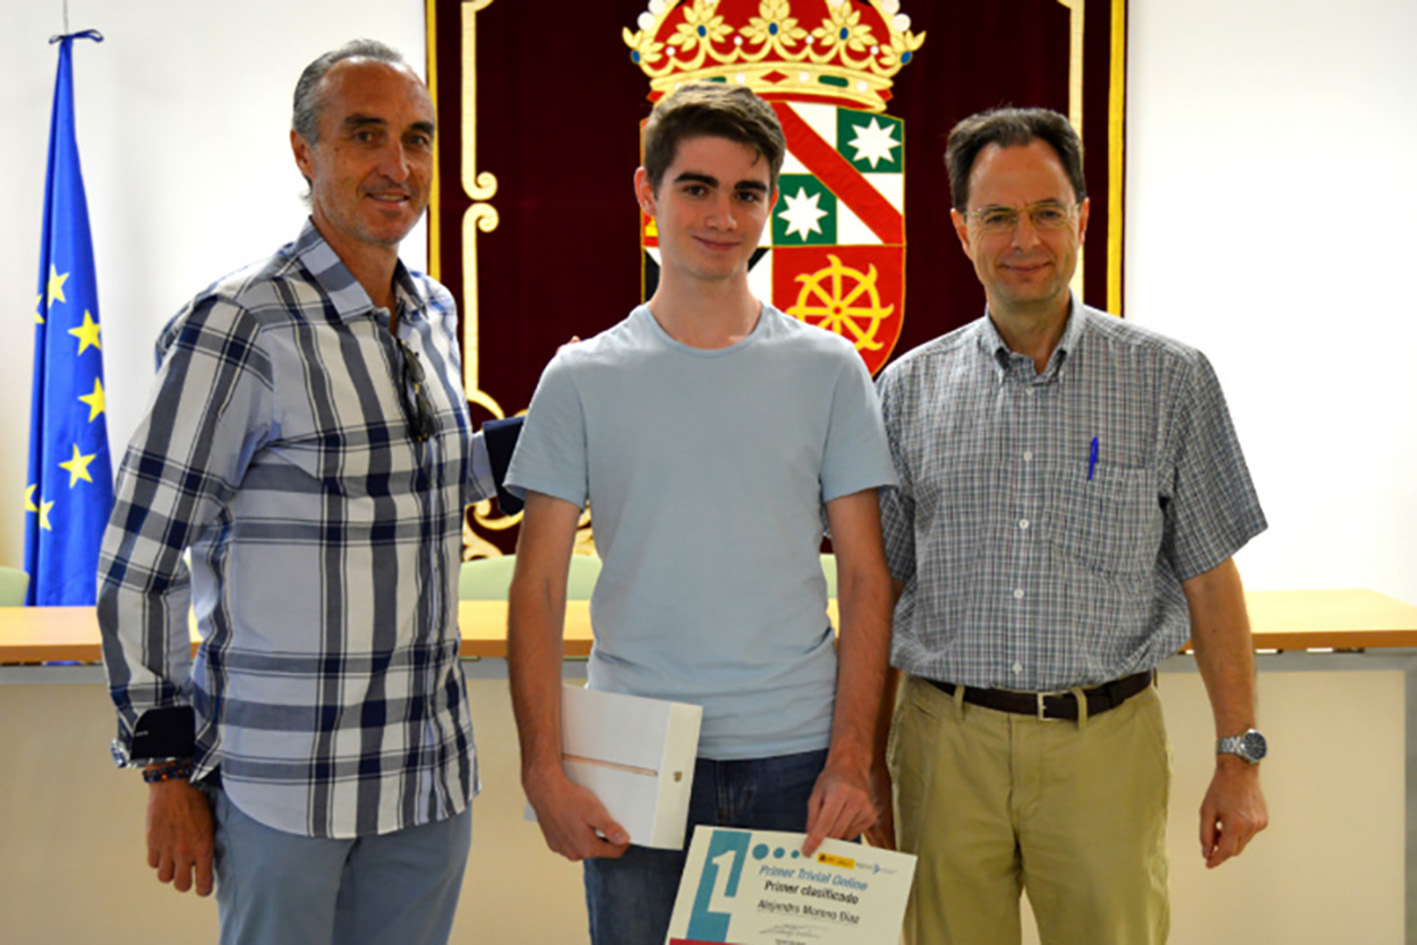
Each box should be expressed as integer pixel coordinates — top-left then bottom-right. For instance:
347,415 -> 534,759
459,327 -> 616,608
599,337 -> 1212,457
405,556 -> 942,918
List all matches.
666,827 -> 916,944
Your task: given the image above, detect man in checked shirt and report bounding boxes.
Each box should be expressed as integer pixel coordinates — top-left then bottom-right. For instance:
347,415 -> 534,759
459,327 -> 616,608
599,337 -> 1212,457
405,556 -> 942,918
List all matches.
875,107 -> 1270,945
97,40 -> 519,945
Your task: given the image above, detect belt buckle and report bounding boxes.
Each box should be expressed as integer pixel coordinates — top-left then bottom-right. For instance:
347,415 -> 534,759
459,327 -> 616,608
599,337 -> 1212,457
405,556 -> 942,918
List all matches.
1036,691 -> 1062,721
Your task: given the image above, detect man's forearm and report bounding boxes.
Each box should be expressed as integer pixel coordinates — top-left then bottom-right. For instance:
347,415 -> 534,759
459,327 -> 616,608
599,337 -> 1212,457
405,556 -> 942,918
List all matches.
507,575 -> 570,781
823,490 -> 895,772
506,492 -> 582,783
799,498 -> 895,854
830,580 -> 892,770
1183,557 -> 1258,736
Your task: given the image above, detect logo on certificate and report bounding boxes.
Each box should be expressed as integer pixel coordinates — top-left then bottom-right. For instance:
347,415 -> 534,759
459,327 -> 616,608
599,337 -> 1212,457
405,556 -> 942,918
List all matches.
667,827 -> 917,945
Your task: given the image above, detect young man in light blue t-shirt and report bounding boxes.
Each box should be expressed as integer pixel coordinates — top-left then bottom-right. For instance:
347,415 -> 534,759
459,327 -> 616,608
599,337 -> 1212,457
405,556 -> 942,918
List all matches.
505,83 -> 897,945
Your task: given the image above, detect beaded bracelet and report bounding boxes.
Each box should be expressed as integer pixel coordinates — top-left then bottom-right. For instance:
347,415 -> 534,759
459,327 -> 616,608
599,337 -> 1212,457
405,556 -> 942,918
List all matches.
142,758 -> 195,784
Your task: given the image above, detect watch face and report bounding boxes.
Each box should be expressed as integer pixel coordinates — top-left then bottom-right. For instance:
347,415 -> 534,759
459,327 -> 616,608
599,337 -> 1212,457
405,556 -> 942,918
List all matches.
1241,730 -> 1267,761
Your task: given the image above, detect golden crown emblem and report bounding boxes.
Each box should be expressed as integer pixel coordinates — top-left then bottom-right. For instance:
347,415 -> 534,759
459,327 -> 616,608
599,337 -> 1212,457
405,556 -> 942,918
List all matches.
623,0 -> 925,113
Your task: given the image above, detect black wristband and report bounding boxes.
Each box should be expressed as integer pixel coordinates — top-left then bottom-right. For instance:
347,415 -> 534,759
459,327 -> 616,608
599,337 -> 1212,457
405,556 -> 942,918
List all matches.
142,758 -> 195,784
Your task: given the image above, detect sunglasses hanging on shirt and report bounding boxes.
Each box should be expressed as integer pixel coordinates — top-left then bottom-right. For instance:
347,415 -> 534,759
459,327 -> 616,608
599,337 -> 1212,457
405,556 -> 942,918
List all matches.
395,337 -> 438,442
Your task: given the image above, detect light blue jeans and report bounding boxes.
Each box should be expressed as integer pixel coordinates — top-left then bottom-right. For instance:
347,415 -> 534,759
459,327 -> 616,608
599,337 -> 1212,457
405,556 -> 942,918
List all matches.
582,748 -> 829,945
208,786 -> 472,945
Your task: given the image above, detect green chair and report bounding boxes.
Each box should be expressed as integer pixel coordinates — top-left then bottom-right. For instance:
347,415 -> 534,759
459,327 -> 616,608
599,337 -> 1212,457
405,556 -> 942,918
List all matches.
458,556 -> 517,600
0,566 -> 30,606
459,554 -> 602,601
820,553 -> 838,598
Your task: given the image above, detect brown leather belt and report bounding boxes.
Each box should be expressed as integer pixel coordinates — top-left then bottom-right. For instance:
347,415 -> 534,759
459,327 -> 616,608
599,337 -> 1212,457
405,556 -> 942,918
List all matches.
924,670 -> 1154,721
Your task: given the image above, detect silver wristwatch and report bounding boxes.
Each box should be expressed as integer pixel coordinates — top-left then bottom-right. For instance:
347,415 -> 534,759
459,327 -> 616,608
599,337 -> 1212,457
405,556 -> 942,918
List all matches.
1216,729 -> 1267,764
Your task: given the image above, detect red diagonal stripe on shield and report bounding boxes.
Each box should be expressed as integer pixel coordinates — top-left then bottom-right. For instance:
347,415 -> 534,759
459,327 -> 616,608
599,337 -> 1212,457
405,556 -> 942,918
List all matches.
771,102 -> 903,245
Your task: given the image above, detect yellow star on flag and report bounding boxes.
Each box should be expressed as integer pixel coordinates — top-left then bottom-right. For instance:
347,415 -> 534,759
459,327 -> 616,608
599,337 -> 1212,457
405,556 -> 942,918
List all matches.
59,443 -> 99,488
69,310 -> 102,355
35,292 -> 45,325
78,377 -> 106,422
25,485 -> 55,531
47,266 -> 69,307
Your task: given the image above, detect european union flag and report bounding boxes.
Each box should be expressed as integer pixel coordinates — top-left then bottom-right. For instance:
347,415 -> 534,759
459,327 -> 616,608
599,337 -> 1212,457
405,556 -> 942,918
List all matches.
24,31 -> 113,606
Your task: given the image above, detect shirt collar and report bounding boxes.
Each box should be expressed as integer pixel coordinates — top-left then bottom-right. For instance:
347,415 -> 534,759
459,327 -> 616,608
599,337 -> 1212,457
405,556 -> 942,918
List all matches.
1055,294 -> 1087,360
290,219 -> 426,326
975,293 -> 1088,383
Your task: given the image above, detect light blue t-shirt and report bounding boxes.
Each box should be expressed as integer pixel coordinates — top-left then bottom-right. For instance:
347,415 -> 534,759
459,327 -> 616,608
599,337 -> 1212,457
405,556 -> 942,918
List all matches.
506,304 -> 896,759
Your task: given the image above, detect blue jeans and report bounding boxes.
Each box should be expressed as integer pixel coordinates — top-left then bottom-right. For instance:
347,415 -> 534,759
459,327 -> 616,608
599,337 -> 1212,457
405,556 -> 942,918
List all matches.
208,787 -> 472,945
583,748 -> 828,945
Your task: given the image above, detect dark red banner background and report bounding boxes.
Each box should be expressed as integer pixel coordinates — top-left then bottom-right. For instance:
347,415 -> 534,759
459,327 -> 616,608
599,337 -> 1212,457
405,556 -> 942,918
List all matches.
430,0 -> 1124,554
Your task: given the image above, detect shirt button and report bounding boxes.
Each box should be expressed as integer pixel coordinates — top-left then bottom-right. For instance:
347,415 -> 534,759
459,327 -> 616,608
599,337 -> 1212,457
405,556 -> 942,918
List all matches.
1011,662 -> 1023,674
1013,588 -> 1025,600
1019,519 -> 1030,530
1022,451 -> 1033,462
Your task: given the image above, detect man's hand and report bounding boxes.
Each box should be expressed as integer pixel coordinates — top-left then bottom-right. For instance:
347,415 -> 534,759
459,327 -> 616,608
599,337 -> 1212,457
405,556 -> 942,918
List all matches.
524,770 -> 631,862
145,779 -> 215,895
1199,757 -> 1268,868
864,760 -> 896,850
802,761 -> 878,857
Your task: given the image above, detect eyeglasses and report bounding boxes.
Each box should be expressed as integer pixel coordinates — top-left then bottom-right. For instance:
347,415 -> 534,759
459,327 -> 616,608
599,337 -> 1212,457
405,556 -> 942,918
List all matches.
396,337 -> 438,442
965,201 -> 1080,234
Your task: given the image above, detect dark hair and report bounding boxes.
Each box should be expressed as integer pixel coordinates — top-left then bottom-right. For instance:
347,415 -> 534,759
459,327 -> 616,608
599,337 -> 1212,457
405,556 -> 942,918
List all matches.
944,107 -> 1086,210
642,82 -> 786,193
292,39 -> 406,144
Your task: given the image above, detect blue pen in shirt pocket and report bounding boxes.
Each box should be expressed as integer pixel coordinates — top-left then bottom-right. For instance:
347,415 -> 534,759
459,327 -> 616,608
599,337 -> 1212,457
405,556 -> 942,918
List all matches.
1087,436 -> 1099,481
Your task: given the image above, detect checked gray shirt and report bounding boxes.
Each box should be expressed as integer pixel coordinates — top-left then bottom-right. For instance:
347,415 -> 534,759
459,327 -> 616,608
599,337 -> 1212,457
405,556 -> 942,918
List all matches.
877,300 -> 1266,692
99,221 -> 496,839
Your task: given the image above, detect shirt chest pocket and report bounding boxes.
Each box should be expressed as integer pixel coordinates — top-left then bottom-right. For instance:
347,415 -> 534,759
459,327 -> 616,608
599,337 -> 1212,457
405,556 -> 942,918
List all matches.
1044,465 -> 1163,575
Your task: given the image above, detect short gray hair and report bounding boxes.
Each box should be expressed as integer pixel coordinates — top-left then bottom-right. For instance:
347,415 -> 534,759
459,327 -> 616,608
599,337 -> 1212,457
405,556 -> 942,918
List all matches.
291,39 -> 407,144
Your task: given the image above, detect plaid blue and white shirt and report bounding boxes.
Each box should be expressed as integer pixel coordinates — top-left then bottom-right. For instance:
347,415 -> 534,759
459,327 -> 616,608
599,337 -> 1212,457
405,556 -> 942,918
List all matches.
99,221 -> 496,839
877,300 -> 1266,691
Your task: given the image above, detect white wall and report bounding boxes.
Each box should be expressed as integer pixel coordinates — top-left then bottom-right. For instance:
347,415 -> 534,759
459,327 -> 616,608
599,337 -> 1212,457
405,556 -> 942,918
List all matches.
0,0 -> 427,569
1126,0 -> 1417,604
2,0 -> 1414,606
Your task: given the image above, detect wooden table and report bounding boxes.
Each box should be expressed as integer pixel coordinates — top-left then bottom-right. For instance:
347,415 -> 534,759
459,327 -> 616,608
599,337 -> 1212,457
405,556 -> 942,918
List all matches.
2,589 -> 1416,663
1237,589 -> 1417,649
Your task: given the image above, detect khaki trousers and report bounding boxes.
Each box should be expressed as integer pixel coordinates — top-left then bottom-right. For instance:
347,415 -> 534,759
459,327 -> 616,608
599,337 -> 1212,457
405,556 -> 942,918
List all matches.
889,674 -> 1171,945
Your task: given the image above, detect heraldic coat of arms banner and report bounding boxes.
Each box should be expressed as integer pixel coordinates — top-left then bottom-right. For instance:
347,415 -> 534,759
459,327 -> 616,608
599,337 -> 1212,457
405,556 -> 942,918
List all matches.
430,0 -> 1128,558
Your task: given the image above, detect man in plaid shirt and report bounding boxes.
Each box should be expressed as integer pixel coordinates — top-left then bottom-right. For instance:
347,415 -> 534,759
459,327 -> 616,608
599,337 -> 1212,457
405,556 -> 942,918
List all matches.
876,107 -> 1269,945
98,40 -> 516,945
